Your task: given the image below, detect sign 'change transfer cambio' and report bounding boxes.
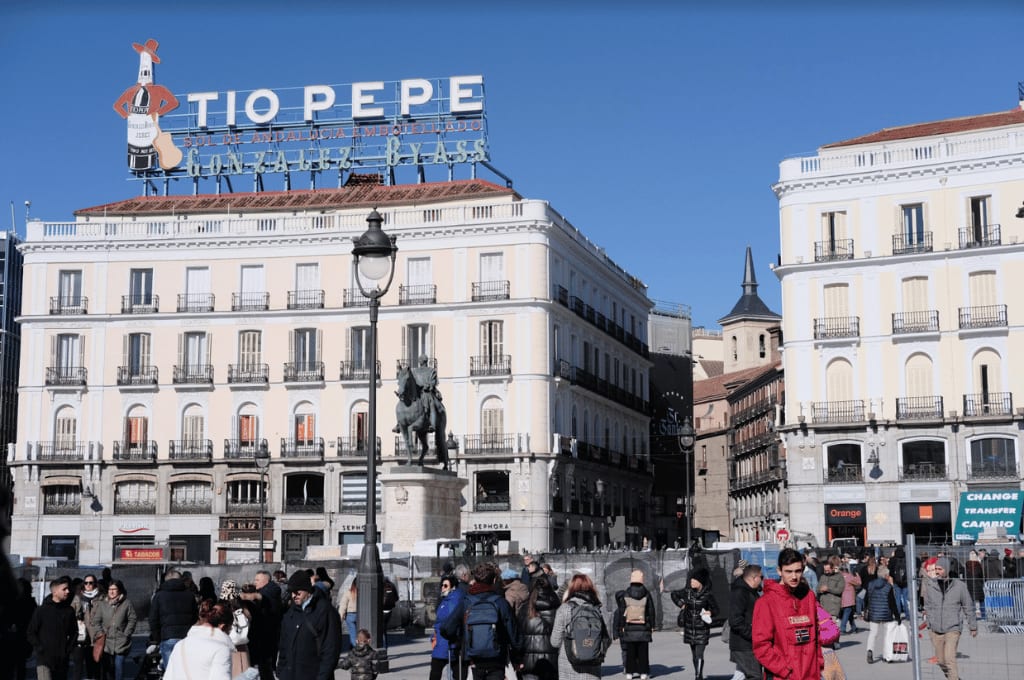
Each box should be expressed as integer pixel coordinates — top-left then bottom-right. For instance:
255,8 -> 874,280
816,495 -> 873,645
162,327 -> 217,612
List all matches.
953,490 -> 1024,541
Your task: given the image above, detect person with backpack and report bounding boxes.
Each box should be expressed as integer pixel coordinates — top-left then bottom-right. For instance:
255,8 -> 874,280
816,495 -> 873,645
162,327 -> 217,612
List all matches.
381,577 -> 399,652
613,569 -> 657,680
449,562 -> 519,680
550,571 -> 610,679
514,575 -> 560,680
671,568 -> 719,680
888,547 -> 909,618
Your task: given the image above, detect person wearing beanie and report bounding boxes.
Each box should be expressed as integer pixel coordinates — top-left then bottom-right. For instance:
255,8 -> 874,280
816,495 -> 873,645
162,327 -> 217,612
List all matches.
921,554 -> 976,680
671,568 -> 719,680
277,571 -> 341,680
613,569 -> 657,680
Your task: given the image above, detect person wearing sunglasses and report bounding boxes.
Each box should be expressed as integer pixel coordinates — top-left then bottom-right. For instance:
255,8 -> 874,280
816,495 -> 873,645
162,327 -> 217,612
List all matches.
71,575 -> 102,680
430,576 -> 464,680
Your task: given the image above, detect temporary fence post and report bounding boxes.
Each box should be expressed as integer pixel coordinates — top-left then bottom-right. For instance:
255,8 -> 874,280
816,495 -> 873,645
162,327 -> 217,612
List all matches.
907,533 -> 922,680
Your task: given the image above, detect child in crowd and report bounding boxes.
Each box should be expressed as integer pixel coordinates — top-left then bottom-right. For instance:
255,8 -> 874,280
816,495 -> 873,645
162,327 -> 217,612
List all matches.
338,628 -> 378,680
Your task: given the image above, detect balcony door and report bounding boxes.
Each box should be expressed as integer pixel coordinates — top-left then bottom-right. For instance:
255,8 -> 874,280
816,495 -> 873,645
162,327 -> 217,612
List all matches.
54,408 -> 76,450
821,211 -> 847,252
124,409 -> 148,451
480,321 -> 503,364
124,333 -> 151,376
130,269 -> 154,304
58,270 -> 82,304
901,204 -> 925,245
403,324 -> 433,365
970,196 -> 989,241
238,331 -> 262,369
182,406 -> 205,445
54,334 -> 83,370
291,328 -> 320,368
180,332 -> 209,370
905,354 -> 933,398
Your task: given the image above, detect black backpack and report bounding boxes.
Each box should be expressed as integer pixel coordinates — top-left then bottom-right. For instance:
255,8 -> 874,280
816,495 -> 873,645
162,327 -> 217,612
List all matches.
891,559 -> 907,588
564,600 -> 610,668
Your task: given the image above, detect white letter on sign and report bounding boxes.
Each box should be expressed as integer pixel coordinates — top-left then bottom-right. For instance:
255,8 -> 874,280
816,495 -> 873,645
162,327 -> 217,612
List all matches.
245,89 -> 280,125
449,75 -> 483,113
187,92 -> 219,128
400,79 -> 433,116
304,85 -> 336,121
352,81 -> 384,118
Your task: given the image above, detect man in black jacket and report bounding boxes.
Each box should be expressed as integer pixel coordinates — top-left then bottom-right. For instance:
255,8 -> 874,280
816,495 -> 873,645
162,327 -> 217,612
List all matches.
245,570 -> 283,680
728,564 -> 763,680
277,571 -> 342,680
27,576 -> 77,680
148,568 -> 199,670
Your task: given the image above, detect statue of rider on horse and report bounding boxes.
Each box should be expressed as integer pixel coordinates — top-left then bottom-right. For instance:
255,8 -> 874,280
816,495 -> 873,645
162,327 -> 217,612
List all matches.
394,356 -> 449,469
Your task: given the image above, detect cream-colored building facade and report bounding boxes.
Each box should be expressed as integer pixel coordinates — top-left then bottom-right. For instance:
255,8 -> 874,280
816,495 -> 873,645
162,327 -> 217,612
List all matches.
774,108 -> 1024,546
8,180 -> 654,563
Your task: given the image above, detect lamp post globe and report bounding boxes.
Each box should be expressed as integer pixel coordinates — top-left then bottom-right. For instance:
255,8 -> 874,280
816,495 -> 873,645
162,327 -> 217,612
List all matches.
351,209 -> 396,667
677,416 -> 696,551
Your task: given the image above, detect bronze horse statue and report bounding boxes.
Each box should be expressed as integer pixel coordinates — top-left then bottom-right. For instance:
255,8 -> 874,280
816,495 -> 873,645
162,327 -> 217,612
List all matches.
394,366 -> 449,468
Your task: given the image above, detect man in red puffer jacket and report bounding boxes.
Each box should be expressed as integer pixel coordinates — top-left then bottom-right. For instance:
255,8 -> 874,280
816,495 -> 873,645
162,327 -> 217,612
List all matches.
752,549 -> 823,680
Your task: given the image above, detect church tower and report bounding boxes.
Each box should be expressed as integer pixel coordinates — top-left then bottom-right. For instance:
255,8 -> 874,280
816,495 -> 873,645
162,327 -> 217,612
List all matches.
717,246 -> 781,373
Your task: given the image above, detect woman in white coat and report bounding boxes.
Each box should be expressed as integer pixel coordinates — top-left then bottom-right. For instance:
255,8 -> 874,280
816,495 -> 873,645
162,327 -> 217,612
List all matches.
163,600 -> 235,680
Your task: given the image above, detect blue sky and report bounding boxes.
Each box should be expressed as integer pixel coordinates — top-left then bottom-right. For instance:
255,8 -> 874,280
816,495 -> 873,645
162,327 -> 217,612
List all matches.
3,2 -> 1023,328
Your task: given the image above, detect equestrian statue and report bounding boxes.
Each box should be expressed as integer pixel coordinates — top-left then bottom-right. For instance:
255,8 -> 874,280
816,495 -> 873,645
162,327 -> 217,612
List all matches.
394,355 -> 449,469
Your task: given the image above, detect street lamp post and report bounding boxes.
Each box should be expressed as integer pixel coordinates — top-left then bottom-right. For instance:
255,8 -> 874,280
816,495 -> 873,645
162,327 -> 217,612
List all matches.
678,416 -> 696,550
351,209 -> 397,660
254,446 -> 270,561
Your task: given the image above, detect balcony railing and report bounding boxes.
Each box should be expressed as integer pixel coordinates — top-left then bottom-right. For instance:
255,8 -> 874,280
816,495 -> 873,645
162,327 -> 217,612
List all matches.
899,462 -> 946,481
342,288 -> 372,307
462,434 -> 517,455
892,310 -> 939,334
812,400 -> 866,424
553,285 -> 569,306
44,500 -> 81,515
173,364 -> 214,385
339,360 -> 381,381
45,366 -> 87,386
336,436 -> 381,459
49,296 -> 88,315
114,499 -> 157,514
36,442 -> 87,462
283,361 -> 324,382
177,293 -> 215,312
958,304 -> 1007,329
287,289 -> 325,310
170,499 -> 213,514
280,437 -> 324,460
958,223 -> 1001,249
895,396 -> 943,420
470,355 -> 511,376
814,239 -> 854,262
967,464 -> 1019,480
224,438 -> 269,459
284,497 -> 324,514
825,465 -> 863,483
121,294 -> 159,314
475,494 -> 511,511
112,441 -> 157,462
813,316 -> 860,339
228,363 -> 269,384
963,392 -> 1013,417
225,501 -> 263,516
472,280 -> 510,302
231,292 -> 269,311
398,284 -> 437,305
168,439 -> 213,462
117,365 -> 159,386
892,232 -> 933,255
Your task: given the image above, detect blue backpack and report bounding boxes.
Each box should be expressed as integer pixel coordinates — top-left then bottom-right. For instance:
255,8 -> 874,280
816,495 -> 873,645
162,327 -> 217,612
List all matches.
463,593 -> 503,660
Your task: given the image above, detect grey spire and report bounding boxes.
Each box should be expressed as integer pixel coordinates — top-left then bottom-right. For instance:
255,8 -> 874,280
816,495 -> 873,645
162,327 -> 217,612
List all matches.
717,246 -> 780,324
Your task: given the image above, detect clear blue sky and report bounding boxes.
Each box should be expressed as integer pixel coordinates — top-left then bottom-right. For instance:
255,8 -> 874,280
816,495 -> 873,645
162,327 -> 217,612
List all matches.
3,1 -> 1023,328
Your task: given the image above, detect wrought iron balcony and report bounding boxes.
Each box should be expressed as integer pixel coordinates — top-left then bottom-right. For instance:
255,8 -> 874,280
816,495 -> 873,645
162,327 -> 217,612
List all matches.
224,438 -> 269,459
958,304 -> 1007,329
342,288 -> 372,308
121,294 -> 159,314
114,499 -> 157,514
892,232 -> 933,255
36,442 -> 87,462
112,441 -> 157,462
170,499 -> 213,514
339,360 -> 380,381
117,365 -> 158,386
284,497 -> 324,514
813,316 -> 860,339
825,465 -> 863,483
177,293 -> 215,312
283,361 -> 324,383
814,239 -> 854,262
173,364 -> 213,385
228,363 -> 269,384
225,501 -> 263,516
45,366 -> 87,386
472,280 -> 510,302
398,284 -> 437,305
44,499 -> 81,515
470,355 -> 511,376
49,296 -> 88,315
895,396 -> 943,420
967,464 -> 1019,480
280,437 -> 324,460
892,310 -> 939,334
475,494 -> 511,511
958,223 -> 1001,249
168,439 -> 213,462
899,462 -> 946,481
553,285 -> 569,306
287,289 -> 325,310
462,434 -> 517,455
231,292 -> 269,311
812,400 -> 866,424
335,436 -> 381,459
569,295 -> 585,316
963,392 -> 1013,417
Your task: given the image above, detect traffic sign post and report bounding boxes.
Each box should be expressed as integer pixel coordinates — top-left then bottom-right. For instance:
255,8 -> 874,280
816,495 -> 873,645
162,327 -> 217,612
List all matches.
775,528 -> 790,543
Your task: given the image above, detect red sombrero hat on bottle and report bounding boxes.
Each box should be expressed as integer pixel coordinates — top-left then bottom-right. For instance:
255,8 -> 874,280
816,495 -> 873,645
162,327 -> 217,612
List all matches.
132,38 -> 161,63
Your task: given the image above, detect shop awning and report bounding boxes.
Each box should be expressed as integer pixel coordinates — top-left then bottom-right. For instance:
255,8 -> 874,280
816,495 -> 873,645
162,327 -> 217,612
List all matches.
953,490 -> 1023,541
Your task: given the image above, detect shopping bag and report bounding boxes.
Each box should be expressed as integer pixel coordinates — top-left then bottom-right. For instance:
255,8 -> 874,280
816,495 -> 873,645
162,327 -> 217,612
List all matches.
822,648 -> 846,680
884,621 -> 910,662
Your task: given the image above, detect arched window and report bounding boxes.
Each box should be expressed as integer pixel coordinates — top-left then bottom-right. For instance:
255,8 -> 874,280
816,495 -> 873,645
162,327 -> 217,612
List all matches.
293,400 -> 316,446
236,403 -> 260,451
182,403 -> 205,443
905,353 -> 934,398
115,480 -> 156,514
284,473 -> 324,513
825,358 -> 854,402
54,406 -> 77,450
482,397 -> 504,441
123,405 -> 149,453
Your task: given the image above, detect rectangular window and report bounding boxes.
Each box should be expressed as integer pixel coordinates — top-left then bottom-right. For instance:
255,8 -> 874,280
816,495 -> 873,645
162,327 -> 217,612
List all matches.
902,277 -> 928,313
238,415 -> 258,445
240,265 -> 265,294
480,321 -> 503,362
407,257 -> 432,286
351,411 -> 368,448
349,327 -> 370,368
403,324 -> 433,365
124,333 -> 151,375
295,414 -> 315,444
582,341 -> 591,372
822,211 -> 847,246
55,414 -> 76,449
291,328 -> 320,365
124,416 -> 148,446
482,407 -> 503,437
901,204 -> 925,243
295,263 -> 319,291
180,331 -> 209,367
341,474 -> 381,511
968,271 -> 997,307
823,283 -> 850,318
54,334 -> 83,369
58,270 -> 82,303
238,330 -> 262,367
970,196 -> 989,233
480,253 -> 504,282
182,414 -> 204,443
129,269 -> 154,304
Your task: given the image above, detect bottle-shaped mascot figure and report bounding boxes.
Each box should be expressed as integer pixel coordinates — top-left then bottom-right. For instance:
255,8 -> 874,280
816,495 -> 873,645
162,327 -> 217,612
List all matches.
113,39 -> 181,171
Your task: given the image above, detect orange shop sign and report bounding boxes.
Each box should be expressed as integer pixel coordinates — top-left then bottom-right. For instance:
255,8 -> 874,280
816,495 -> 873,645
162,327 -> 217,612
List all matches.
118,547 -> 165,562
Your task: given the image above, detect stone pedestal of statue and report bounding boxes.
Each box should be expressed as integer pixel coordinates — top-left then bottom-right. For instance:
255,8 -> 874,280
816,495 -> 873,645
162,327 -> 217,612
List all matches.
380,466 -> 467,553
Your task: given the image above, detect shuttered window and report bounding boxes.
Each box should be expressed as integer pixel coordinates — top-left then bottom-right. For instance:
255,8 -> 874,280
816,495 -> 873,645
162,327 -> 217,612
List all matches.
968,271 -> 997,307
902,277 -> 928,312
905,354 -> 933,397
826,359 -> 854,402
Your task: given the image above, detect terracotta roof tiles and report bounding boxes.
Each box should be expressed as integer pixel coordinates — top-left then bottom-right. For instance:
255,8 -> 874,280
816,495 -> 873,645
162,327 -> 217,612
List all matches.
822,108 -> 1024,149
